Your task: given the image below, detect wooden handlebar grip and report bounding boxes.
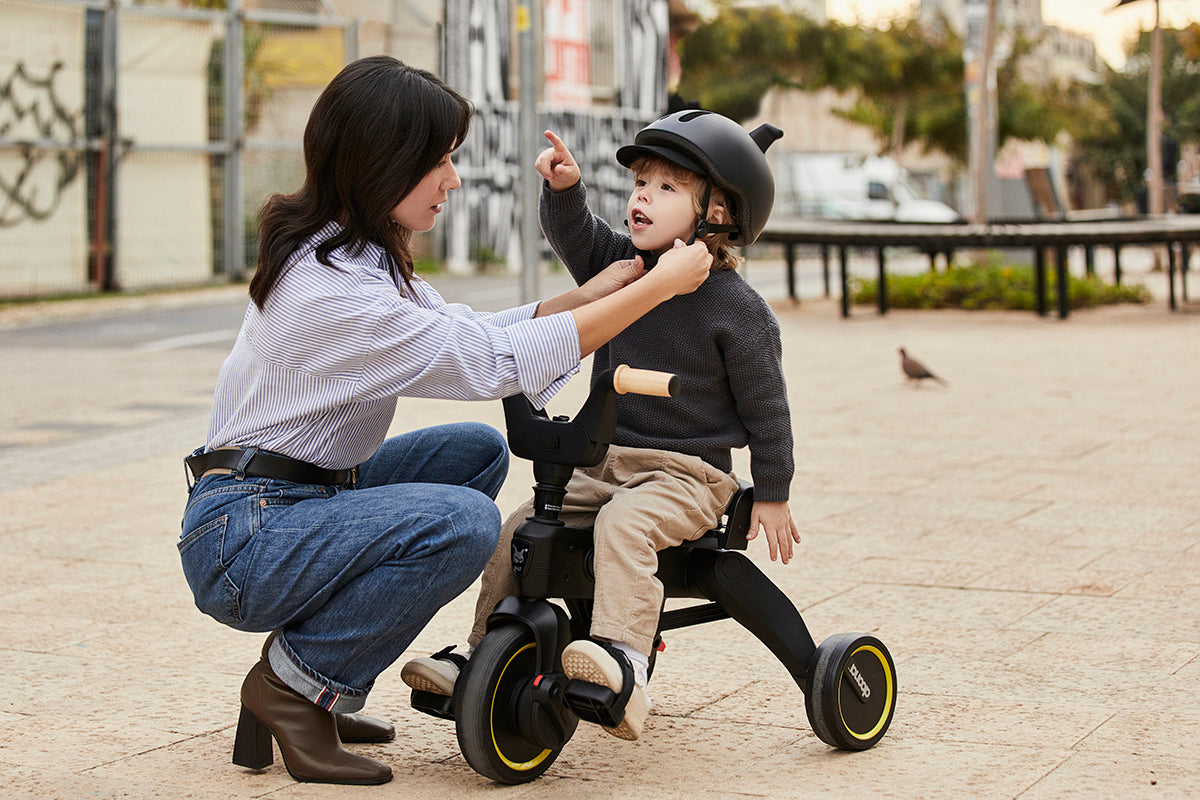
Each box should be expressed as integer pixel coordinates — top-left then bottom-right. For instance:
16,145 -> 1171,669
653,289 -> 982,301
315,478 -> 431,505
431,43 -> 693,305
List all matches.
613,365 -> 679,397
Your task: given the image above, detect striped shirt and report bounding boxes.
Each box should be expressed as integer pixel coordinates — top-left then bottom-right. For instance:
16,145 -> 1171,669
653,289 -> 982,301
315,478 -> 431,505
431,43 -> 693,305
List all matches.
206,222 -> 581,469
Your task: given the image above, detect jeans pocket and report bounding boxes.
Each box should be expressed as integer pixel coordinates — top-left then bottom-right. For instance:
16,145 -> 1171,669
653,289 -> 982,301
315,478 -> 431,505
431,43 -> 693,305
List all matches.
178,514 -> 244,626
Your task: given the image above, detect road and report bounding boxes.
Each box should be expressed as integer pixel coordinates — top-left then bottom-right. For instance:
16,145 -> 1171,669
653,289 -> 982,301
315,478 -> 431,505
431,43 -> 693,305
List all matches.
0,245 -> 1152,495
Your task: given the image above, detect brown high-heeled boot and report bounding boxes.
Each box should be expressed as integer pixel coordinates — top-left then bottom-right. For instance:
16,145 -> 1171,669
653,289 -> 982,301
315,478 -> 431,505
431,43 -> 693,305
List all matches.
259,631 -> 395,744
232,660 -> 392,785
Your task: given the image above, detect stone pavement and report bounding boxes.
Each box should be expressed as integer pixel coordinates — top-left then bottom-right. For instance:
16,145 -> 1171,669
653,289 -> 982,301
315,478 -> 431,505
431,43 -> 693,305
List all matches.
1,256 -> 1198,799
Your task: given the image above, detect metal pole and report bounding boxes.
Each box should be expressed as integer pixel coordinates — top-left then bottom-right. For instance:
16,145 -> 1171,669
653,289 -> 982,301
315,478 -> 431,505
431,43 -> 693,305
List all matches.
517,0 -> 539,305
876,245 -> 888,315
785,243 -> 796,301
1056,245 -> 1069,319
839,245 -> 849,318
821,243 -> 830,296
965,0 -> 996,224
224,0 -> 246,278
1147,0 -> 1163,216
1167,241 -> 1177,309
344,18 -> 359,62
96,0 -> 118,290
1035,247 -> 1047,316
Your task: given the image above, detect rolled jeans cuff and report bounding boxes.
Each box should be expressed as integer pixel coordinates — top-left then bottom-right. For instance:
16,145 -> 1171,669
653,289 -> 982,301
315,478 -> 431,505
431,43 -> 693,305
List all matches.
267,635 -> 368,714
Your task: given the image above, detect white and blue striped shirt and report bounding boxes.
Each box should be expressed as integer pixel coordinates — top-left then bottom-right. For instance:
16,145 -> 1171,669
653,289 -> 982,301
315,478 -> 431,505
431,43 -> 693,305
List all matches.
206,223 -> 581,469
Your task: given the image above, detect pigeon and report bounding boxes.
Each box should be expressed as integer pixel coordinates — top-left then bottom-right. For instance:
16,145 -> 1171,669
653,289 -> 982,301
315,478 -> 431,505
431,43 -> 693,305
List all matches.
899,347 -> 948,387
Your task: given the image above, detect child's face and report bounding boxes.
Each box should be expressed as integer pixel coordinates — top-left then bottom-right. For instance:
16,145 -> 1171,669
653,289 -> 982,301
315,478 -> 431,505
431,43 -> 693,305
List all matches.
625,163 -> 700,254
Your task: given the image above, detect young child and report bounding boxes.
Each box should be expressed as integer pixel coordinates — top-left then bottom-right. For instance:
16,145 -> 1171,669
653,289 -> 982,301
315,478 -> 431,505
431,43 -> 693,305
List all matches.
403,110 -> 800,741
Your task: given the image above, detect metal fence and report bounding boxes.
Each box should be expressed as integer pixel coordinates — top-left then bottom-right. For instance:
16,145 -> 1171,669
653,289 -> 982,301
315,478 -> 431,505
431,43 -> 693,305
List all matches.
0,0 -> 357,297
1,0 -> 665,299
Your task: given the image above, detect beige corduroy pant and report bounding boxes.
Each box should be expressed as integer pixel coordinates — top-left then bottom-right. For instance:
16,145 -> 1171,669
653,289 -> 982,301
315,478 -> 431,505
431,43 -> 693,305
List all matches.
468,445 -> 739,657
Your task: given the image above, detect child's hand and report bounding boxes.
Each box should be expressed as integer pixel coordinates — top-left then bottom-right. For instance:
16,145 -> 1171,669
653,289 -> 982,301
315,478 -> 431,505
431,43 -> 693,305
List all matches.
650,239 -> 712,296
746,500 -> 802,564
535,130 -> 581,191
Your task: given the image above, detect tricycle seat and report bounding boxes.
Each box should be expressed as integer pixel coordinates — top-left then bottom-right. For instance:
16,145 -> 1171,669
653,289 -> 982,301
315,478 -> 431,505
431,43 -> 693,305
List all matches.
685,481 -> 753,551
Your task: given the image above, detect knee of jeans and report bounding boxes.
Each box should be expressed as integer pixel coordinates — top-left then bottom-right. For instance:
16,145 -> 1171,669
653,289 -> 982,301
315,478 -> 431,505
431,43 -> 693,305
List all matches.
453,492 -> 502,566
462,420 -> 507,450
472,422 -> 509,471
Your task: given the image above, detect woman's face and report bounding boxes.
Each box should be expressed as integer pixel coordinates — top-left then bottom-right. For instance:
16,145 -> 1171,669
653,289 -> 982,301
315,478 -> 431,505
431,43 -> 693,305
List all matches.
390,152 -> 461,232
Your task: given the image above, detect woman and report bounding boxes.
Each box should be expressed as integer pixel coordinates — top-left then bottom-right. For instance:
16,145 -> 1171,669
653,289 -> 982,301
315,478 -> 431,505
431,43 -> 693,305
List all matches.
178,56 -> 712,786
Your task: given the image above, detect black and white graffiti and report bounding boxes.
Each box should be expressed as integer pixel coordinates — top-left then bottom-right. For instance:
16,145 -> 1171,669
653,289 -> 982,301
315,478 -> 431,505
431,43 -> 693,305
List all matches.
441,0 -> 669,269
0,60 -> 83,228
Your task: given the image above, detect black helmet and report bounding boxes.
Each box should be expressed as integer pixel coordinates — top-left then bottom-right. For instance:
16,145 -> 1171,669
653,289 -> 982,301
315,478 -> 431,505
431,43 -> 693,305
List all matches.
616,110 -> 783,245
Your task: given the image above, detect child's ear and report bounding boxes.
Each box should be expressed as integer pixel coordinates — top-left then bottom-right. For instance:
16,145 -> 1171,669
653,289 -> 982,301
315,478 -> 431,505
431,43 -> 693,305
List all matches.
708,201 -> 729,225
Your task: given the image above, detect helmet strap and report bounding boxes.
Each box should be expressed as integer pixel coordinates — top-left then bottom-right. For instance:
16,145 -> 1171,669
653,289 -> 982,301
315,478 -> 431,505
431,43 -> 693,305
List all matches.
688,179 -> 736,244
635,247 -> 660,269
687,180 -> 714,245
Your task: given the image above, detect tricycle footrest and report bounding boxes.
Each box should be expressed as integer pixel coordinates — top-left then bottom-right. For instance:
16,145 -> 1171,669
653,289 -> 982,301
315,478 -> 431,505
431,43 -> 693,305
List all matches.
410,689 -> 454,721
562,679 -> 628,728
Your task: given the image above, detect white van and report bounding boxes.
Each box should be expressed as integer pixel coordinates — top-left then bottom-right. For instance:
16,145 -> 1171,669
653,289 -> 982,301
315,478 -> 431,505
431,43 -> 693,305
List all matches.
777,152 -> 960,223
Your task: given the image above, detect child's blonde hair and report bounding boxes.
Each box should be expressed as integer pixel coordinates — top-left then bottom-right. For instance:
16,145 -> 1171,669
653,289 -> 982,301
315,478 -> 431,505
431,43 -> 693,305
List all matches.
629,155 -> 742,271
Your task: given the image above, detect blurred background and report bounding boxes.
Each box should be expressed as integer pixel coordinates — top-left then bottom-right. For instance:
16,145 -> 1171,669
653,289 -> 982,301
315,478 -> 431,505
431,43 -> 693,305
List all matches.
1,0 -> 1198,298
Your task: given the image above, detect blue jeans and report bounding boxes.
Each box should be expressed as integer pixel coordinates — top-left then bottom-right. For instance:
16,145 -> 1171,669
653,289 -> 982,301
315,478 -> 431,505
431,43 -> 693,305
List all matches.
179,422 -> 507,712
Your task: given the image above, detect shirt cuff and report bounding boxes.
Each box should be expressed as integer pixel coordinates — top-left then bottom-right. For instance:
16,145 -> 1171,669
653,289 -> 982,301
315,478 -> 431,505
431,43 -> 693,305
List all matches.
492,301 -> 541,327
502,310 -> 581,408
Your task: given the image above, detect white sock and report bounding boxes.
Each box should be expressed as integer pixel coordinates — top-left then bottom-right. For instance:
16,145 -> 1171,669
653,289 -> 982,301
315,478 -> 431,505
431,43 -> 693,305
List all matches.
453,644 -> 473,659
611,641 -> 649,687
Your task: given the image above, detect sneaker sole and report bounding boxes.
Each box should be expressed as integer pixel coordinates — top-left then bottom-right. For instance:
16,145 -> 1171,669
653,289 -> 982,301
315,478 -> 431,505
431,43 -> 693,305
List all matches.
561,643 -> 648,741
400,662 -> 456,697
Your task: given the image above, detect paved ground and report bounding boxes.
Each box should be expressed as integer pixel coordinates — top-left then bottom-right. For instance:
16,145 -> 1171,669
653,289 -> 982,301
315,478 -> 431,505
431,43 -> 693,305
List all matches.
2,254 -> 1198,798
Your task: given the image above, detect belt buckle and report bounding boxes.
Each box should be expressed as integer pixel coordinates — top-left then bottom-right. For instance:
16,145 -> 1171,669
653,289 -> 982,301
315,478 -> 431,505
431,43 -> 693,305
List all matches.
184,447 -> 206,490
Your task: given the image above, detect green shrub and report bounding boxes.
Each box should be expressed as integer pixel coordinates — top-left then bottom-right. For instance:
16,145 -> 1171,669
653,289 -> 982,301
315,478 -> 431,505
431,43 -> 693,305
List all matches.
850,263 -> 1151,311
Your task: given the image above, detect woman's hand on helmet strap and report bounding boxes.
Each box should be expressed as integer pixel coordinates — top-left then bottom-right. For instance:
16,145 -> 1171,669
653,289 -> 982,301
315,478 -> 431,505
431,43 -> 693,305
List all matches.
648,239 -> 712,297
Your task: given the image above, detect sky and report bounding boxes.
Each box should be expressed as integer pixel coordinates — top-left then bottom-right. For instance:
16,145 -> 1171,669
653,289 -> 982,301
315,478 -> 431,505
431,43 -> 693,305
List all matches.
828,0 -> 1200,68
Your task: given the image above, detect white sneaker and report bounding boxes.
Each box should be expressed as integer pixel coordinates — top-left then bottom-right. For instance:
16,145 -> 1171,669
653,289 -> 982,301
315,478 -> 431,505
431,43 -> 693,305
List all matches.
401,646 -> 467,696
561,640 -> 650,741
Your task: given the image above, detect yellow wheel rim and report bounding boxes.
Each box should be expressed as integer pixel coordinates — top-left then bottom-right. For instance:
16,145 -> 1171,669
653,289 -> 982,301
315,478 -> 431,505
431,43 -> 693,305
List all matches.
839,644 -> 894,741
490,642 -> 553,771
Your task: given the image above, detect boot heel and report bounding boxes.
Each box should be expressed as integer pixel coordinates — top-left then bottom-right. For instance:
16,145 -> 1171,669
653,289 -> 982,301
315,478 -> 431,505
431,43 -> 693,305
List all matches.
232,704 -> 274,769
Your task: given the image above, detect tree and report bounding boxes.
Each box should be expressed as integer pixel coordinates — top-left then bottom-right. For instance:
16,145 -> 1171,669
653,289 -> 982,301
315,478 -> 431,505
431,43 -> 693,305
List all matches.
676,5 -> 850,121
677,5 -> 1081,166
1069,27 -> 1200,202
835,16 -> 963,160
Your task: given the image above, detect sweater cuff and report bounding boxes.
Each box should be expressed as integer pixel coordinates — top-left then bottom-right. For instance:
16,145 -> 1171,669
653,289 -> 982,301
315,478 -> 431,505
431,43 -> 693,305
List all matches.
542,179 -> 588,214
750,482 -> 790,503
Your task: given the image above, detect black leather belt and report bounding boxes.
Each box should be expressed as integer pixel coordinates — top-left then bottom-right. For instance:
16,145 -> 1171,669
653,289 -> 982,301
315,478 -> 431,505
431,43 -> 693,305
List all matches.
186,448 -> 355,485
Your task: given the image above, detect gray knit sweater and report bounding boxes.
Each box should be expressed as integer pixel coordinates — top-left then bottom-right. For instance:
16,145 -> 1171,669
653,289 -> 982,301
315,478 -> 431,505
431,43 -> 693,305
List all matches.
541,181 -> 794,502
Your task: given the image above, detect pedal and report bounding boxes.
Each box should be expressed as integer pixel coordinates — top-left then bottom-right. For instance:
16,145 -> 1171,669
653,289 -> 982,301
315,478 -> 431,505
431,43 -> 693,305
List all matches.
562,679 -> 628,728
409,689 -> 454,721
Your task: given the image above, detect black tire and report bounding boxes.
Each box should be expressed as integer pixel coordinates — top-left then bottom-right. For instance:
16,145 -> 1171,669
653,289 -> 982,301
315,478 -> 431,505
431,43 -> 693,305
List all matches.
454,624 -> 573,784
804,633 -> 896,751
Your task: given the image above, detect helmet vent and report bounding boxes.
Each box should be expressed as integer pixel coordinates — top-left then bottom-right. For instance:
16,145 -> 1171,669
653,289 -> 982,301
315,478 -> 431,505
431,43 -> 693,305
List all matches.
679,110 -> 710,123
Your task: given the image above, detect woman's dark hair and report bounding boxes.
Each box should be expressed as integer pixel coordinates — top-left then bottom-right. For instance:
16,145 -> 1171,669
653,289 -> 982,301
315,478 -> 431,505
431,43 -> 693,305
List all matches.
250,56 -> 472,308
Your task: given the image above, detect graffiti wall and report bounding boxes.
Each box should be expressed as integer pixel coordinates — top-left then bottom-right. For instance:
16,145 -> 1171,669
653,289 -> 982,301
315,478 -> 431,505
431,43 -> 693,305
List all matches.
0,1 -> 212,296
113,13 -> 213,289
441,0 -> 669,274
0,2 -> 87,295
